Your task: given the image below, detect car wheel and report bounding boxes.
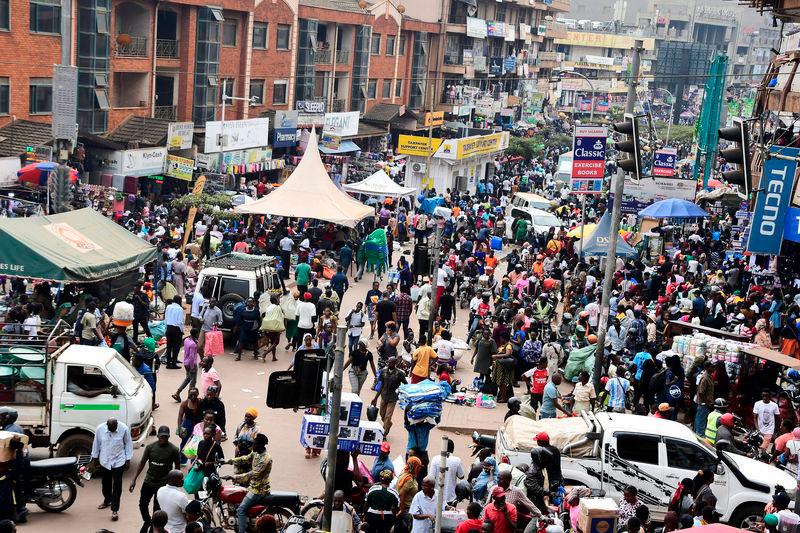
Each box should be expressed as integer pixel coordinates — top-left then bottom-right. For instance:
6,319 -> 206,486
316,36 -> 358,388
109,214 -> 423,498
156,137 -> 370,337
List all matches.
219,293 -> 245,322
729,503 -> 764,529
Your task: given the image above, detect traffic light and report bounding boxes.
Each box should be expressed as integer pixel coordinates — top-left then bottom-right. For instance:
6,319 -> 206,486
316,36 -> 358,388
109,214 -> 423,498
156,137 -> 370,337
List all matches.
612,112 -> 642,179
718,117 -> 752,196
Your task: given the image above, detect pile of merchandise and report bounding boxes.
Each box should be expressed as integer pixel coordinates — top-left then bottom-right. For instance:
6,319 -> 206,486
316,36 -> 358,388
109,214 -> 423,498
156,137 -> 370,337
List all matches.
398,380 -> 448,424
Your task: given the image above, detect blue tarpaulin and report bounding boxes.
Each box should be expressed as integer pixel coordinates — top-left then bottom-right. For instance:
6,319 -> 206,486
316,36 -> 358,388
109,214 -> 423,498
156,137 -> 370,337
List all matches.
318,140 -> 362,154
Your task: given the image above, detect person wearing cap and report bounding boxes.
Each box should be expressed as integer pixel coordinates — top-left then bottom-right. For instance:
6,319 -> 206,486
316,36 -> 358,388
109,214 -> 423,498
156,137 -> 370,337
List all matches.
128,426 -> 181,533
365,469 -> 400,533
233,408 -> 261,474
704,398 -> 727,444
371,442 -> 395,481
483,485 -> 518,533
535,432 -> 563,489
295,291 -> 317,347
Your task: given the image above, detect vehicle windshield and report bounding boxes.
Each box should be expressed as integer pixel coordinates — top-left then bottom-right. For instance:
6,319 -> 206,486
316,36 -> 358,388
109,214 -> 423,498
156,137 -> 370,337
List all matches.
107,356 -> 143,396
535,214 -> 562,227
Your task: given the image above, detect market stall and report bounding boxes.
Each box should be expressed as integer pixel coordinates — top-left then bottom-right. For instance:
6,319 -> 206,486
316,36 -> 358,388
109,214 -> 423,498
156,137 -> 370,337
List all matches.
343,169 -> 417,197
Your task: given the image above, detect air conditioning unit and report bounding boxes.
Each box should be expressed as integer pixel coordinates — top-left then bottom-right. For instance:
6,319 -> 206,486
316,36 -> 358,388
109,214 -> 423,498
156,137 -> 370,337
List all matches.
411,162 -> 427,174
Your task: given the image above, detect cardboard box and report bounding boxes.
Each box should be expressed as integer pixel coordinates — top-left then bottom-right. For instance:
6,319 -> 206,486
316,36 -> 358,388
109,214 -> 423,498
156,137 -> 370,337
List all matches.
0,430 -> 28,462
358,442 -> 382,456
299,434 -> 360,452
301,414 -> 330,437
578,498 -> 618,533
334,392 -> 363,426
358,421 -> 385,445
337,425 -> 360,441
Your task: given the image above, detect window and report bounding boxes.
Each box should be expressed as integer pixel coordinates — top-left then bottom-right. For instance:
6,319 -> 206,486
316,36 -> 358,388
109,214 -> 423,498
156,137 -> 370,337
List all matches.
615,433 -> 659,465
30,0 -> 61,33
219,78 -> 234,103
273,80 -> 287,104
252,22 -> 268,49
395,78 -> 402,98
29,78 -> 52,114
368,79 -> 377,99
95,12 -> 107,34
221,277 -> 249,298
0,78 -> 8,114
222,20 -> 237,46
276,24 -> 290,49
249,79 -> 264,105
399,34 -> 406,55
94,89 -> 110,110
0,0 -> 8,30
665,439 -> 716,472
495,4 -> 506,22
209,7 -> 224,21
382,79 -> 391,98
94,73 -> 108,87
371,33 -> 381,55
386,34 -> 396,55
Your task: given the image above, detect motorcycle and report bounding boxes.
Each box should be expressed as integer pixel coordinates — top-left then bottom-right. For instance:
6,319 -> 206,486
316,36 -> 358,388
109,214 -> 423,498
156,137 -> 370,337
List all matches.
199,471 -> 303,530
24,456 -> 85,513
459,277 -> 474,309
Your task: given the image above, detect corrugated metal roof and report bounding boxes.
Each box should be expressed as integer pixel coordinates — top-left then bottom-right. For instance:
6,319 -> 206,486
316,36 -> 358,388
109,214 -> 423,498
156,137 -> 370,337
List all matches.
299,0 -> 366,13
0,120 -> 53,157
106,116 -> 170,147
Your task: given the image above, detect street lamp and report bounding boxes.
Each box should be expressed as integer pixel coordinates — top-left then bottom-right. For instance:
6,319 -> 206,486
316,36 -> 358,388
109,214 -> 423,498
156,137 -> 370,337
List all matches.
552,69 -> 596,122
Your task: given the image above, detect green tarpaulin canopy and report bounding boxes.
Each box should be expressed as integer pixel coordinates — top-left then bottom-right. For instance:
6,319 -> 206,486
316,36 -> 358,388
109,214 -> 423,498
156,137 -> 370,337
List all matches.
0,208 -> 158,282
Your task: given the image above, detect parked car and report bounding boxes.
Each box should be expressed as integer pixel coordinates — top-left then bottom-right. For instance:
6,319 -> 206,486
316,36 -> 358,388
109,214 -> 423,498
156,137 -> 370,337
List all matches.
506,206 -> 563,239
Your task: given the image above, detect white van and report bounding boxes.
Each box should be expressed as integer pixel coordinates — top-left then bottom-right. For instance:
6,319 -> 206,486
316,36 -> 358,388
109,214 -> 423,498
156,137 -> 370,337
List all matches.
506,206 -> 563,239
507,192 -> 553,212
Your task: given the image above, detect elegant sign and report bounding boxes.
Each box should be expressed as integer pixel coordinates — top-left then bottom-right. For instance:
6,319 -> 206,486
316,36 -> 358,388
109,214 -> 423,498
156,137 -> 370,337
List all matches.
323,111 -> 360,137
748,145 -> 799,254
204,118 -> 269,152
167,122 -> 194,151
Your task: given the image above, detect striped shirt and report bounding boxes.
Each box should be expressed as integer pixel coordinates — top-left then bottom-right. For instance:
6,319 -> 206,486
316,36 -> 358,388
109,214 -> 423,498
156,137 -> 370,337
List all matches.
605,377 -> 630,410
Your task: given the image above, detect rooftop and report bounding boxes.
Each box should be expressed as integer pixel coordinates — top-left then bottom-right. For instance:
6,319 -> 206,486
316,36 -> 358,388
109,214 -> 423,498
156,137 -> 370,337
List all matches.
0,120 -> 53,157
106,116 -> 171,148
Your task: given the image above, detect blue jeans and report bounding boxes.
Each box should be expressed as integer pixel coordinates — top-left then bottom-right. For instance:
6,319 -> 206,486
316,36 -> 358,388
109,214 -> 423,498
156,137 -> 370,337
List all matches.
348,334 -> 360,354
695,405 -> 712,436
238,491 -> 268,533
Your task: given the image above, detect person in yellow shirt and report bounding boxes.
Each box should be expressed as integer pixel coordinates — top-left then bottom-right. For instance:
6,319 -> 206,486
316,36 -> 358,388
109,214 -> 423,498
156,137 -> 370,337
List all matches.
411,335 -> 437,384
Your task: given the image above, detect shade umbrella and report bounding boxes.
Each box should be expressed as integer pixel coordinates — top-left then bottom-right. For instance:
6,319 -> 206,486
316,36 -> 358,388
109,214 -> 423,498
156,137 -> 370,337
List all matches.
18,162 -> 78,186
639,198 -> 708,219
566,223 -> 597,239
706,179 -> 723,188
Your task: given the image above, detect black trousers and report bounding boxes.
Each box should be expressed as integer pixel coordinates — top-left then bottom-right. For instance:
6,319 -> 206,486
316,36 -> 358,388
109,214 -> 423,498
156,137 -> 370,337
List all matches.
138,481 -> 162,533
165,325 -> 182,366
366,513 -> 396,533
133,316 -> 151,341
100,466 -> 124,512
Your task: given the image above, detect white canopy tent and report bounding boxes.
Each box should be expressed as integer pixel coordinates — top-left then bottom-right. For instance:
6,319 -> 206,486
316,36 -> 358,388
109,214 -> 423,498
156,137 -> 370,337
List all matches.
342,169 -> 417,197
234,130 -> 374,227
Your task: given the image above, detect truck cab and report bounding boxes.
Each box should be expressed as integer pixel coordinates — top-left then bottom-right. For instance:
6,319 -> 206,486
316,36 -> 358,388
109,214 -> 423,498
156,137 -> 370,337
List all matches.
496,412 -> 795,528
6,323 -> 154,457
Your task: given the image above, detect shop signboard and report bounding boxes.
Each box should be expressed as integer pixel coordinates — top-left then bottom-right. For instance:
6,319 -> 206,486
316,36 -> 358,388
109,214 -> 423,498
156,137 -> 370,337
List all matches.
167,121 -> 194,151
204,118 -> 269,152
321,132 -> 341,150
474,56 -> 487,72
489,57 -> 503,76
486,21 -> 505,37
466,17 -> 487,38
323,111 -> 359,137
783,207 -> 800,244
503,56 -> 516,73
296,100 -> 326,114
505,25 -> 516,42
423,112 -> 444,127
396,134 -> 443,157
273,110 -> 299,148
609,175 -> 696,214
652,147 -> 677,177
571,125 -> 607,194
436,131 -> 509,160
195,153 -> 213,170
52,65 -> 78,143
748,145 -> 799,255
105,147 -> 168,177
462,49 -> 474,65
166,155 -> 195,181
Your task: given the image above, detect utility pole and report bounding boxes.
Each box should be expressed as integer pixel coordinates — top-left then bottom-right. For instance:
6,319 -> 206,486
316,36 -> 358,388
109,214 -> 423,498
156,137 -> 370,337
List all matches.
426,219 -> 443,343
322,325 -> 347,531
425,85 -> 435,190
592,40 -> 642,389
219,78 -> 227,175
433,436 -> 448,533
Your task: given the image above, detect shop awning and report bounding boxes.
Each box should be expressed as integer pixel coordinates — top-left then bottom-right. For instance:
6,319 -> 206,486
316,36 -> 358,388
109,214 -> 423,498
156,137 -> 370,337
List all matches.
235,131 -> 373,227
0,208 -> 158,282
319,140 -> 362,154
343,169 -> 417,197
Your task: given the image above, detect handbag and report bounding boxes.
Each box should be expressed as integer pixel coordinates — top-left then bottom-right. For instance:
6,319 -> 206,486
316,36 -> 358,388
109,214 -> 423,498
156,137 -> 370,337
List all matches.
204,325 -> 224,356
182,461 -> 205,494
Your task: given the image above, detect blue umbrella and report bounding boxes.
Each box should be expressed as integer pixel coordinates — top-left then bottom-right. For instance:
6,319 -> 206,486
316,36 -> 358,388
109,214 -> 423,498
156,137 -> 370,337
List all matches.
639,198 -> 708,219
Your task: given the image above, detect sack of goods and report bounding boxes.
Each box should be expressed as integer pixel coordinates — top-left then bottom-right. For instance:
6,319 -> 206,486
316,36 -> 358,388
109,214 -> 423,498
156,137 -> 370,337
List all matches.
398,380 -> 448,424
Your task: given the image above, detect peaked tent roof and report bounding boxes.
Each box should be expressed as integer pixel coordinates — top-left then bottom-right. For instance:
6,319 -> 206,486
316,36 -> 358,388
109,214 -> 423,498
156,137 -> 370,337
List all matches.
343,169 -> 417,197
580,211 -> 638,258
234,130 -> 374,227
0,208 -> 158,282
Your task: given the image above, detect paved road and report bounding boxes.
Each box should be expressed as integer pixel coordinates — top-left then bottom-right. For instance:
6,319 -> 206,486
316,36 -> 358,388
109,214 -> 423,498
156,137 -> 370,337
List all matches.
26,262 -> 512,532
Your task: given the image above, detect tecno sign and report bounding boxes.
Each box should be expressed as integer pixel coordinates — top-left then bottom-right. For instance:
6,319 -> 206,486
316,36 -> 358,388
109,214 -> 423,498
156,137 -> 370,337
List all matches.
759,168 -> 786,236
747,146 -> 799,255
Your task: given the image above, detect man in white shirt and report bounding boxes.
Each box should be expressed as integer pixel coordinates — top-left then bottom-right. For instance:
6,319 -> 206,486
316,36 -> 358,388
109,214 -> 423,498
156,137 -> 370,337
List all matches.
190,289 -> 206,330
585,299 -> 600,330
157,470 -> 189,533
426,439 -> 464,504
753,389 -> 781,449
164,295 -> 185,369
279,234 -> 294,279
296,292 -> 317,341
91,418 -> 133,521
409,477 -> 437,533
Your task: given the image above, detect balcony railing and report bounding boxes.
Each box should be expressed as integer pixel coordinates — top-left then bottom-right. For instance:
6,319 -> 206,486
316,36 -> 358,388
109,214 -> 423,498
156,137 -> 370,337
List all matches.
154,105 -> 176,121
332,99 -> 346,112
335,50 -> 350,64
115,35 -> 148,57
315,48 -> 332,64
156,39 -> 179,59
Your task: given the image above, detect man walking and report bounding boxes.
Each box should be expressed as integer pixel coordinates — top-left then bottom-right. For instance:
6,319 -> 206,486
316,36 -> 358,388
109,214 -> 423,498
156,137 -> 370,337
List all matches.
370,356 -> 407,435
164,295 -> 184,369
91,418 -> 133,522
394,290 -> 413,340
198,298 -> 222,356
330,266 -> 349,302
694,361 -> 715,436
129,426 -> 181,533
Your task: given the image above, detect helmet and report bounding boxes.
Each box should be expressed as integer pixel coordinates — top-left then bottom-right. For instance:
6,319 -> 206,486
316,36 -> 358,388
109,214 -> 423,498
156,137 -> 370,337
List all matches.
587,334 -> 598,344
366,404 -> 379,422
713,398 -> 728,409
720,413 -> 735,428
0,406 -> 17,425
455,480 -> 473,502
507,397 -> 521,412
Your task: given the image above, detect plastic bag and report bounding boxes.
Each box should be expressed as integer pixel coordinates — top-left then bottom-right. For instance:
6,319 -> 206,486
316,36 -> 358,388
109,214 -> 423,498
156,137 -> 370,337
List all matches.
563,344 -> 596,382
204,326 -> 224,356
280,292 -> 297,319
148,321 -> 166,341
182,434 -> 200,459
183,463 -> 205,494
260,305 -> 285,332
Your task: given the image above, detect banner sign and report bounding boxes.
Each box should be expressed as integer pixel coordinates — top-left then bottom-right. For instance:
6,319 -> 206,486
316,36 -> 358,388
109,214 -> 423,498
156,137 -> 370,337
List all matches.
321,132 -> 341,150
748,146 -> 800,254
653,147 -> 677,177
296,100 -> 326,114
609,176 -> 696,214
204,118 -> 269,152
105,147 -> 167,177
783,206 -> 800,244
167,122 -> 194,151
182,175 -> 206,252
486,21 -> 506,37
323,111 -> 359,137
166,155 -> 194,181
571,125 -> 607,194
466,17 -> 488,38
489,57 -> 503,76
424,112 -> 444,127
397,134 -> 443,157
436,132 -> 509,160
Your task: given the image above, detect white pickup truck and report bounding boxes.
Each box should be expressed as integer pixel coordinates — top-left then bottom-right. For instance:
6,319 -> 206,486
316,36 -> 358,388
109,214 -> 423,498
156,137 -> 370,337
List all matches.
3,323 -> 154,457
496,412 -> 795,528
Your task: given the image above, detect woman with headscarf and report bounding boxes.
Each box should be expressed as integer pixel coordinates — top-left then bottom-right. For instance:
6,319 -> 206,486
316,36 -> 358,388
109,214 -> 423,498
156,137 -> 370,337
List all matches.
755,318 -> 773,348
473,456 -> 498,502
233,408 -> 261,474
396,456 -> 421,513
